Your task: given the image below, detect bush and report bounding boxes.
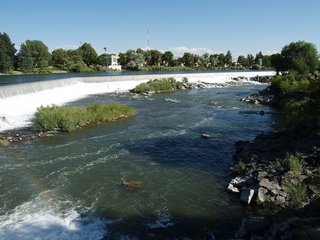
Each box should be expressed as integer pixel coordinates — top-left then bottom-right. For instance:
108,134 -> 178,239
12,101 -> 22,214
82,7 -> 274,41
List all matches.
271,71 -> 310,95
288,154 -> 305,178
34,103 -> 135,132
284,180 -> 308,207
131,78 -> 184,94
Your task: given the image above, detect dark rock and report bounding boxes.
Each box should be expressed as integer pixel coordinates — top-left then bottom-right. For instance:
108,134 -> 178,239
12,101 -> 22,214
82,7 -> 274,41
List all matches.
245,217 -> 271,235
240,187 -> 255,204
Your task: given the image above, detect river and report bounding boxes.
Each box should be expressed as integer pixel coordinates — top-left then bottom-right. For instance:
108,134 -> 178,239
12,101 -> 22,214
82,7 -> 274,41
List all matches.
0,72 -> 273,239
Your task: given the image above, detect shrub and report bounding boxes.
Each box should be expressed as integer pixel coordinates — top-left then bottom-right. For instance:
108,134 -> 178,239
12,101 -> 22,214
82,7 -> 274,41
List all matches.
34,103 -> 135,132
284,180 -> 308,207
271,71 -> 310,95
287,154 -> 305,178
131,78 -> 183,94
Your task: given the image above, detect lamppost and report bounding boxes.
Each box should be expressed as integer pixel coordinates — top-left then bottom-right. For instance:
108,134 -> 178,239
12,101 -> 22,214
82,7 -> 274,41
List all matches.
103,47 -> 107,67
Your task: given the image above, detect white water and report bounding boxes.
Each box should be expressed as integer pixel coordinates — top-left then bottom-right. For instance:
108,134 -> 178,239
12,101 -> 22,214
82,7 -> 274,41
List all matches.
0,71 -> 275,132
0,193 -> 107,240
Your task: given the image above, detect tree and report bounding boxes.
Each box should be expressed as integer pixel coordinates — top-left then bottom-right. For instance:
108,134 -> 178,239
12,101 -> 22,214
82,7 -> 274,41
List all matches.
79,42 -> 98,66
224,50 -> 232,66
247,54 -> 255,67
51,48 -> 69,69
237,55 -> 249,68
96,53 -> 107,66
270,53 -> 287,74
25,40 -> 51,69
162,51 -> 174,66
280,41 -> 319,75
147,49 -> 162,66
181,53 -> 195,67
255,51 -> 264,65
217,53 -> 225,67
0,32 -> 17,73
119,50 -> 145,70
17,43 -> 33,73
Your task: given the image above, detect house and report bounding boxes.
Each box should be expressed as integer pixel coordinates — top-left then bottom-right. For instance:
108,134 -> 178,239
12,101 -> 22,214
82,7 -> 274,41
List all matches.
107,54 -> 122,70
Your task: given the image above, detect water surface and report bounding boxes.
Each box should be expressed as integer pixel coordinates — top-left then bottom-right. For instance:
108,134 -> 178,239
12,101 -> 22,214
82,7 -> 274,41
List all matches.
0,86 -> 272,239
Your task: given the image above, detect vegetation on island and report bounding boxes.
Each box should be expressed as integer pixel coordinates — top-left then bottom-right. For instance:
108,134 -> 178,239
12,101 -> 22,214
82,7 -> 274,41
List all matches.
1,31 -> 274,75
130,77 -> 187,94
34,103 -> 135,132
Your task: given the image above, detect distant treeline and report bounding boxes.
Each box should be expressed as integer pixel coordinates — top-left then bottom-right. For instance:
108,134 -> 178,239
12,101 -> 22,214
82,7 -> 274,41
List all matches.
0,32 -> 319,74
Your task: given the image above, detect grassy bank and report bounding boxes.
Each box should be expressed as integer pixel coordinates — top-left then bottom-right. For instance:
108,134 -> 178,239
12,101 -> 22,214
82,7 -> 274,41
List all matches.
130,77 -> 187,94
34,103 -> 135,132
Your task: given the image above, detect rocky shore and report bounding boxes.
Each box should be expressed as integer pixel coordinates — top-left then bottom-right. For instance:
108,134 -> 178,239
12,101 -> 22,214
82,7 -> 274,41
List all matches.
0,128 -> 61,146
228,91 -> 320,239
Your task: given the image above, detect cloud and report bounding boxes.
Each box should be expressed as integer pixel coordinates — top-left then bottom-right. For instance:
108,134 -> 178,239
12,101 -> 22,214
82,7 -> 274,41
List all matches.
169,46 -> 218,57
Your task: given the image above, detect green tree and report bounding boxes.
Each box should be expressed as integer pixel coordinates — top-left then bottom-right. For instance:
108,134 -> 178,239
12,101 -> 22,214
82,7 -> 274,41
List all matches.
217,53 -> 225,67
17,43 -> 33,73
0,32 -> 17,73
237,55 -> 249,68
96,53 -> 107,66
181,53 -> 195,67
162,51 -> 174,66
280,41 -> 319,75
51,48 -> 69,69
79,42 -> 98,66
147,49 -> 162,66
255,51 -> 263,65
247,54 -> 254,67
25,40 -> 51,69
66,49 -> 86,72
119,50 -> 145,70
224,50 -> 232,66
209,54 -> 219,67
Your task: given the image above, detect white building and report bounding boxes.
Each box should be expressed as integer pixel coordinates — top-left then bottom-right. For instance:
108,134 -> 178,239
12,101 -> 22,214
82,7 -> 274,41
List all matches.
107,54 -> 122,70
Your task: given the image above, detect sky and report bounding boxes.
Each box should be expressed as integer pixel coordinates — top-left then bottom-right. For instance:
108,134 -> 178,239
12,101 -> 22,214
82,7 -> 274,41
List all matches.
1,0 -> 320,58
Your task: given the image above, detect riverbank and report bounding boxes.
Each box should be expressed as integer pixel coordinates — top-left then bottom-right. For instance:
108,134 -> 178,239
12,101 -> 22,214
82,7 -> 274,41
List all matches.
228,85 -> 320,239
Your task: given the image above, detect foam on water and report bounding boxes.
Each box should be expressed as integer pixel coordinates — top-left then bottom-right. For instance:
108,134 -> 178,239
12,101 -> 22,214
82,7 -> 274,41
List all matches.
0,79 -> 147,132
0,71 -> 275,132
0,193 -> 107,240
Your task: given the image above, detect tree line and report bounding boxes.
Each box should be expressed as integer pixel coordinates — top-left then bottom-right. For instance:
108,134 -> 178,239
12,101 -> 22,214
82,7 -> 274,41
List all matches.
0,32 -> 319,74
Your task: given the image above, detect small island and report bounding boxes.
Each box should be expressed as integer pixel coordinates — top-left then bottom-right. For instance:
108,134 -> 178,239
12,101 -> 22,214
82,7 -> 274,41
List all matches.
34,103 -> 135,132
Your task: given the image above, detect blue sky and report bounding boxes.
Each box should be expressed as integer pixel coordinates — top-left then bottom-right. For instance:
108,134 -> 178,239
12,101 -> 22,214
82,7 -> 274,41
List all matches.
1,0 -> 319,58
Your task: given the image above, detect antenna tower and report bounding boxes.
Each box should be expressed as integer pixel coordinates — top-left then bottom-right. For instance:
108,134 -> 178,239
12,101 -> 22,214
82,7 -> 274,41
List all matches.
147,28 -> 150,50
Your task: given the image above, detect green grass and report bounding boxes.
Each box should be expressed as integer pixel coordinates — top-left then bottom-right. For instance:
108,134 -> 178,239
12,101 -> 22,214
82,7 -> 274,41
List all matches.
130,78 -> 185,94
34,103 -> 135,132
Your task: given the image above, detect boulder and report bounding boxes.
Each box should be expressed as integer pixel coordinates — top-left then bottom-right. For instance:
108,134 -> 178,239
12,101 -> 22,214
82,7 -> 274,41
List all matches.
259,178 -> 281,194
227,183 -> 240,193
231,176 -> 247,188
245,217 -> 271,235
241,187 -> 255,204
257,187 -> 268,203
257,171 -> 268,181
